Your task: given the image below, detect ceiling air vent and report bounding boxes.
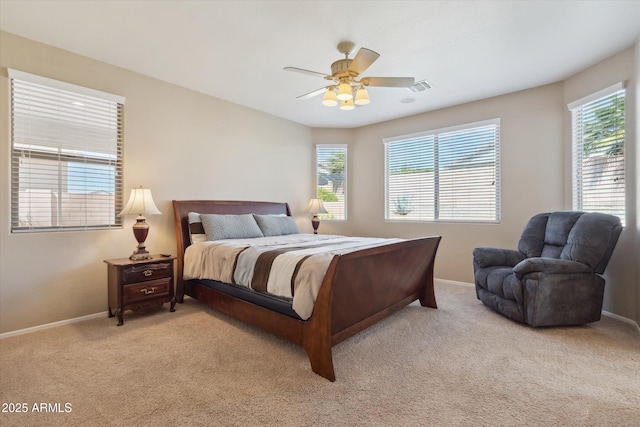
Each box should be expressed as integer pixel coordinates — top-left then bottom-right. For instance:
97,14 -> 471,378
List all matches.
407,79 -> 432,93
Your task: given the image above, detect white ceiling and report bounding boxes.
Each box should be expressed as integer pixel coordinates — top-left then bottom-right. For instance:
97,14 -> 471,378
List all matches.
1,0 -> 639,129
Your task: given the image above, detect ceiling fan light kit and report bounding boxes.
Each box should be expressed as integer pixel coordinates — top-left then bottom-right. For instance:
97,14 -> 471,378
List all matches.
285,41 -> 416,111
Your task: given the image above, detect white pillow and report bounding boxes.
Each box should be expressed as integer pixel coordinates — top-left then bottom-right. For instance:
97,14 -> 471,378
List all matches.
188,212 -> 206,244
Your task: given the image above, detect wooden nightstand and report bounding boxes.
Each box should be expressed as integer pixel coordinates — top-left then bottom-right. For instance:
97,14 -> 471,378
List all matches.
104,255 -> 176,326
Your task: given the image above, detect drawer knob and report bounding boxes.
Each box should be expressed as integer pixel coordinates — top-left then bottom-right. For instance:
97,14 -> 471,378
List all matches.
143,269 -> 153,277
141,287 -> 156,295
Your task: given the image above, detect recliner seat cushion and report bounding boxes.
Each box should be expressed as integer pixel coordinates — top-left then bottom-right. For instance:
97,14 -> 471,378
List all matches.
477,287 -> 525,323
484,267 -> 520,302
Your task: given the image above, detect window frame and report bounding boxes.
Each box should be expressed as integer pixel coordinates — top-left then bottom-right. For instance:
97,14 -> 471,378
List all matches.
9,69 -> 125,233
383,118 -> 501,223
568,82 -> 625,226
314,144 -> 347,221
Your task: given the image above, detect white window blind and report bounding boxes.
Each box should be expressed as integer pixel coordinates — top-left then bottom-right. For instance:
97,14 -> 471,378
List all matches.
9,69 -> 125,232
316,145 -> 347,220
384,119 -> 500,222
569,83 -> 625,225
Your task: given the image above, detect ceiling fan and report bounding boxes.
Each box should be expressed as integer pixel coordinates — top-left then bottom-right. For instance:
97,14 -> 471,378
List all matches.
284,41 -> 415,110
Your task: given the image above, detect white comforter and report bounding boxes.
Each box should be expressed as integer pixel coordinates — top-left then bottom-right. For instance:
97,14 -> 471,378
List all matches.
183,234 -> 402,319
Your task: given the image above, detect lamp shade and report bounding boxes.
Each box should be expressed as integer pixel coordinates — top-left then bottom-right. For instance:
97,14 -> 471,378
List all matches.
354,87 -> 370,105
119,188 -> 161,216
336,82 -> 353,101
304,198 -> 327,214
322,89 -> 338,107
339,99 -> 355,111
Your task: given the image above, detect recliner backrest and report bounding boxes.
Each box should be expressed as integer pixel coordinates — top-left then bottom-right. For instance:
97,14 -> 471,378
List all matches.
541,211 -> 583,258
560,212 -> 622,274
518,211 -> 622,273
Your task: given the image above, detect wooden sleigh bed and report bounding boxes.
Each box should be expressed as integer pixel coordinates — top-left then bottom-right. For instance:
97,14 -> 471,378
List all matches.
173,200 -> 441,381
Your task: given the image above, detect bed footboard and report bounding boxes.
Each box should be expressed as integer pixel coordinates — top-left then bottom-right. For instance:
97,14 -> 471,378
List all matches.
304,236 -> 441,380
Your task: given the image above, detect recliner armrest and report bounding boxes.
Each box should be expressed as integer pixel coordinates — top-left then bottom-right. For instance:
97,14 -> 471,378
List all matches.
473,247 -> 525,268
513,257 -> 594,279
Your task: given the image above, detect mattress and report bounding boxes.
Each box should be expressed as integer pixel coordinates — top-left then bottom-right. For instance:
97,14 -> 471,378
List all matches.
183,234 -> 403,319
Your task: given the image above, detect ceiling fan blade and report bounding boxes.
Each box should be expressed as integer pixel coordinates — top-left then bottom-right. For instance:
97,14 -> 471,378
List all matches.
363,77 -> 415,87
347,48 -> 380,75
284,67 -> 328,78
297,87 -> 328,100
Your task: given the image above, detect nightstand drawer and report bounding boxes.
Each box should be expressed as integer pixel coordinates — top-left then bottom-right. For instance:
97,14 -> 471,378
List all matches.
122,262 -> 172,284
123,278 -> 171,304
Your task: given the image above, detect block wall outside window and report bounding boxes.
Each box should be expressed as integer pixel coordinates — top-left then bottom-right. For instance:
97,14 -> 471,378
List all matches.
384,119 -> 500,223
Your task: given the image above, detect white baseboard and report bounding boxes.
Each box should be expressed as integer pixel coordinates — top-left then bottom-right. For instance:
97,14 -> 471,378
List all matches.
0,311 -> 108,339
2,282 -> 638,338
435,278 -> 475,287
602,310 -> 640,335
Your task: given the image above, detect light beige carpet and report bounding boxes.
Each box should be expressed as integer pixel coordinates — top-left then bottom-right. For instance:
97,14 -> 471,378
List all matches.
1,281 -> 639,426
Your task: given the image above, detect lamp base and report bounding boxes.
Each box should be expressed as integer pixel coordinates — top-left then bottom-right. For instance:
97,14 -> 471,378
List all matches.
130,249 -> 151,261
311,214 -> 320,235
130,215 -> 151,260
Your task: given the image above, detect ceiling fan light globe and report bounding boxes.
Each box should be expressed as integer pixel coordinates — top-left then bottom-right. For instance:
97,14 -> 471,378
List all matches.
354,88 -> 370,105
322,90 -> 338,107
339,99 -> 355,111
337,82 -> 353,101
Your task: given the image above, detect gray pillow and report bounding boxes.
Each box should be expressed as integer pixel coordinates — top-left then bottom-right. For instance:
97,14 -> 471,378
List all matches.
253,214 -> 300,236
200,214 -> 264,240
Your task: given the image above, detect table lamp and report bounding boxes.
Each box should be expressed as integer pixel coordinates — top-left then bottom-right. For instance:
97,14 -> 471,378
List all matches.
119,187 -> 162,260
304,198 -> 327,234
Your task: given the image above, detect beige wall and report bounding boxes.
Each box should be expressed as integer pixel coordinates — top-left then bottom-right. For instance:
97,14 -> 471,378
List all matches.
345,83 -> 565,282
1,31 -> 638,333
0,32 -> 313,333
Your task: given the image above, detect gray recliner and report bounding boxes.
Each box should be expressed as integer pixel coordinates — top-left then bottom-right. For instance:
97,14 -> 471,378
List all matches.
473,211 -> 622,326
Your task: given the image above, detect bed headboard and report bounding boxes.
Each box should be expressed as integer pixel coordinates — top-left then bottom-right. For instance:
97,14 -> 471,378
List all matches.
172,200 -> 292,276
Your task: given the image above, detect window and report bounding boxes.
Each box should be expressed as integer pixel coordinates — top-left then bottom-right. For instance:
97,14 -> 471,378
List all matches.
384,119 -> 500,222
569,83 -> 625,225
315,145 -> 347,220
9,69 -> 125,232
